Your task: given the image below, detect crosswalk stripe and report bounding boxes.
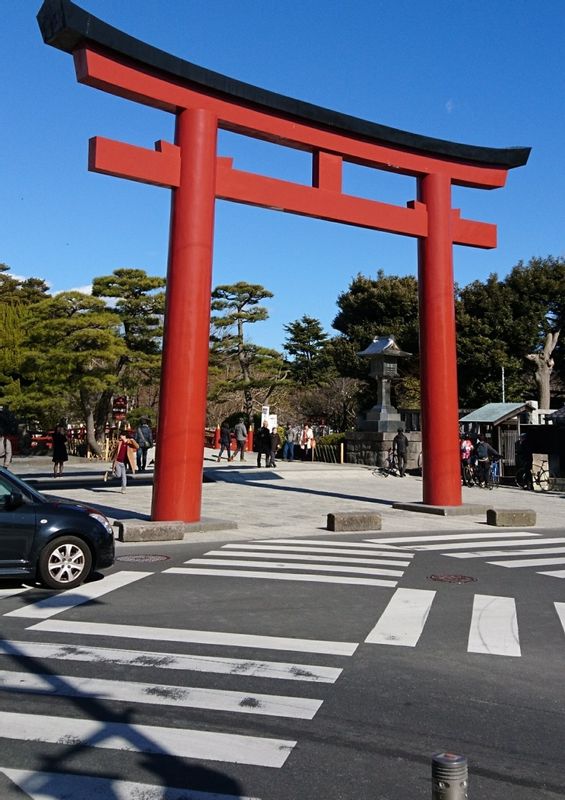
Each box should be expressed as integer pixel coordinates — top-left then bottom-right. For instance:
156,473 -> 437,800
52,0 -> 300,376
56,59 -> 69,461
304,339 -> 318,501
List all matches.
28,619 -> 358,656
3,571 -> 151,619
0,588 -> 29,601
450,545 -> 565,559
202,549 -> 412,567
468,595 -> 520,657
0,711 -> 296,767
554,602 -> 565,633
0,640 -> 342,683
364,588 -> 436,646
222,543 -> 411,558
186,558 -> 405,577
488,556 -> 565,568
401,538 -> 551,552
366,532 -> 541,544
257,538 -> 401,549
539,570 -> 565,578
0,670 -> 322,719
1,769 -> 261,800
165,567 -> 398,587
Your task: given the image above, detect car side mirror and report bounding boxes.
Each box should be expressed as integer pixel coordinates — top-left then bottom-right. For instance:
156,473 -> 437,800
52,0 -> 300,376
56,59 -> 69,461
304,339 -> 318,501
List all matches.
4,491 -> 24,510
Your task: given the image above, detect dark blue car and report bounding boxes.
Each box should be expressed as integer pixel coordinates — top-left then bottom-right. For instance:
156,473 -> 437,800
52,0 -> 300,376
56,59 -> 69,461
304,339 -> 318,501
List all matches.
0,467 -> 115,589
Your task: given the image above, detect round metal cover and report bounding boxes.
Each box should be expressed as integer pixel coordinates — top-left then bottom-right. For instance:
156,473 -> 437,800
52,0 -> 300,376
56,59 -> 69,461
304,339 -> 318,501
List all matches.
428,574 -> 477,584
117,554 -> 170,563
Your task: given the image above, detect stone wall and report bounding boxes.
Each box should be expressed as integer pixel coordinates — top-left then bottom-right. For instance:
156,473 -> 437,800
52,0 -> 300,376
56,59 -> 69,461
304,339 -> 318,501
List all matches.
345,430 -> 422,470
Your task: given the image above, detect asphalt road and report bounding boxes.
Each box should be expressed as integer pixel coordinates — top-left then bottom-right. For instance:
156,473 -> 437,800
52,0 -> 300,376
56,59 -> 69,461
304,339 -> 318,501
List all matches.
1,529 -> 565,799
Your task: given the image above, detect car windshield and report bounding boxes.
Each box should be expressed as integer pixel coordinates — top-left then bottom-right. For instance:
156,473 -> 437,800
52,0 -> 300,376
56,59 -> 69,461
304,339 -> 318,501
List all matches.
0,468 -> 47,504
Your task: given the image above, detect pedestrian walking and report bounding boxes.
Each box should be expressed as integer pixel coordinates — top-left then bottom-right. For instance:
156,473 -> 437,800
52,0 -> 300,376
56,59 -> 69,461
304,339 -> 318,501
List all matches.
233,418 -> 248,461
217,422 -> 233,462
111,433 -> 139,493
392,428 -> 408,477
254,421 -> 272,467
282,424 -> 296,461
299,423 -> 314,461
135,418 -> 154,472
52,425 -> 69,477
268,427 -> 281,467
0,433 -> 12,469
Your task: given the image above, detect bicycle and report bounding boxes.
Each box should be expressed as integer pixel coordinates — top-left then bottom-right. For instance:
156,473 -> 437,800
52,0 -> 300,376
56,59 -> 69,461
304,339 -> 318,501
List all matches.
372,450 -> 400,478
461,461 -> 476,487
486,457 -> 501,490
515,460 -> 556,492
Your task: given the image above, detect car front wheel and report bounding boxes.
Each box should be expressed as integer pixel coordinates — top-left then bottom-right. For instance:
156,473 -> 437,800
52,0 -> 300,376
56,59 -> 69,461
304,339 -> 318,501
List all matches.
38,536 -> 93,590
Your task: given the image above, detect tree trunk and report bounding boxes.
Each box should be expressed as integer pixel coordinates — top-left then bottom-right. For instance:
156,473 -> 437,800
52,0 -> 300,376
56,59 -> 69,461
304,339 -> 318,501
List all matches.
526,331 -> 560,408
80,388 -> 102,456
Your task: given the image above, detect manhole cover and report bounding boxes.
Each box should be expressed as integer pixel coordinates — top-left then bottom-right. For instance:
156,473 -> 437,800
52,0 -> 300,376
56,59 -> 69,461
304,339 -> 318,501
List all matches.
428,574 -> 477,584
117,554 -> 171,563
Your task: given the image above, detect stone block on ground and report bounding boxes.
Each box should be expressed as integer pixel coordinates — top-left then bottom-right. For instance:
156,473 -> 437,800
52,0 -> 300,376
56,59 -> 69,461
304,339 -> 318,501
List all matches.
327,511 -> 382,532
114,517 -> 237,542
486,508 -> 536,527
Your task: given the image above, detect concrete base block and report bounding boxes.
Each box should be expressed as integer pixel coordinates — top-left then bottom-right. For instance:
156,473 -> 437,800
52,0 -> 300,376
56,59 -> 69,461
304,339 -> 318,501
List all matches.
327,511 -> 382,532
114,517 -> 238,542
392,502 -> 488,516
486,508 -> 536,527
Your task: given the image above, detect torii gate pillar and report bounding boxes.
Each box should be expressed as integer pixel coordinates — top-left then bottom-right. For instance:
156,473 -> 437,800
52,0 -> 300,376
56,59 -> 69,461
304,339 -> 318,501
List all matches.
37,0 -> 530,522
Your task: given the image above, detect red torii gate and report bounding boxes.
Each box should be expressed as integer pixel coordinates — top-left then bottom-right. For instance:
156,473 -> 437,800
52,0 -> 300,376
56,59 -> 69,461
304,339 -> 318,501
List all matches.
38,0 -> 530,522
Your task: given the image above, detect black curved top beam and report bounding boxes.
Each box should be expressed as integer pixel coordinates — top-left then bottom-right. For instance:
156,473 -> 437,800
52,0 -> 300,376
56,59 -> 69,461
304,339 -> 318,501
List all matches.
37,0 -> 530,169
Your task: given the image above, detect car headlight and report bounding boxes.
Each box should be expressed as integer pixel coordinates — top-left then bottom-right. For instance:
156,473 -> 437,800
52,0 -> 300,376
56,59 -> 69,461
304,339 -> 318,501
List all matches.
89,512 -> 114,536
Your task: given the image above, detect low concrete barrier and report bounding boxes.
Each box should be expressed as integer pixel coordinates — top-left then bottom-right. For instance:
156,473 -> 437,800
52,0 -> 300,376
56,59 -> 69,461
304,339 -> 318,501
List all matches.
486,508 -> 536,527
114,517 -> 237,542
327,511 -> 382,532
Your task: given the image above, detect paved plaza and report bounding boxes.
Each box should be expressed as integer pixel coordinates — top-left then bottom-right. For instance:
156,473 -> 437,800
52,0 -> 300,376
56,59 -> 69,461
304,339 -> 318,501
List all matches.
9,449 -> 564,545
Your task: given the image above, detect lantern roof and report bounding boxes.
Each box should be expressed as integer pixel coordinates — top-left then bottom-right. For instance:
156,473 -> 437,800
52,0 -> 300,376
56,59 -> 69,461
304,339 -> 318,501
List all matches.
357,336 -> 412,359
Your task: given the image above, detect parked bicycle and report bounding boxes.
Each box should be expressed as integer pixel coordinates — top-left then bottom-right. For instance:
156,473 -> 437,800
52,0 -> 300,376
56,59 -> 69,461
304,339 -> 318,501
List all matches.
515,460 -> 556,492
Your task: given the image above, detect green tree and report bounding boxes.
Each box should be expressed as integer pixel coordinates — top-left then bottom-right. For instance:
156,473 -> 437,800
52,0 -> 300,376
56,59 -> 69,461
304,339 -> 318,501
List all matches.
210,281 -> 287,419
92,268 -> 166,423
283,315 -> 332,385
456,256 -> 565,407
22,292 -> 126,453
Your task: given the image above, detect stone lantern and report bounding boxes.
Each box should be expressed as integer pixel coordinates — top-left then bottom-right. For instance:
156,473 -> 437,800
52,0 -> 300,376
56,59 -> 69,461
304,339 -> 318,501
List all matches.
357,335 -> 411,432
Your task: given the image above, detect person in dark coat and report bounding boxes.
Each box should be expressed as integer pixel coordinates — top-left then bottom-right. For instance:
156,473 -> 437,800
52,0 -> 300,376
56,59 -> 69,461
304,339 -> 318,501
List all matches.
392,428 -> 408,477
255,421 -> 272,468
135,418 -> 154,472
217,422 -> 232,462
268,428 -> 281,468
52,425 -> 68,478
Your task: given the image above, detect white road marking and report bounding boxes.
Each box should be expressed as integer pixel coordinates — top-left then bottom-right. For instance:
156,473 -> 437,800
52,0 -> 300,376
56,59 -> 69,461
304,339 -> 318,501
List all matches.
450,545 -> 565,559
0,587 -> 29,600
364,588 -> 436,647
0,639 -> 341,682
0,711 -> 295,767
0,670 -> 322,719
28,619 -> 358,656
539,570 -> 565,578
165,567 -> 397,587
366,532 -> 541,544
4,571 -> 150,619
403,539 -> 553,552
554,602 -> 565,632
202,549 -> 412,567
222,543 -> 411,558
1,769 -> 261,800
468,595 -> 520,657
257,538 -> 401,550
488,556 -> 565,568
186,558 -> 405,577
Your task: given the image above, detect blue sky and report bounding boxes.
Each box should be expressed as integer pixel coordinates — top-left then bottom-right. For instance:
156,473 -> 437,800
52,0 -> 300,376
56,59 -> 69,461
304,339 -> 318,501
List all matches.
2,0 -> 564,350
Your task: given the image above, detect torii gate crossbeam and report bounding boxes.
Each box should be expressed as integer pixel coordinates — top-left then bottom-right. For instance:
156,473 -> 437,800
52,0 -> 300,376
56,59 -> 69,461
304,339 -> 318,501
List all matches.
37,0 -> 530,521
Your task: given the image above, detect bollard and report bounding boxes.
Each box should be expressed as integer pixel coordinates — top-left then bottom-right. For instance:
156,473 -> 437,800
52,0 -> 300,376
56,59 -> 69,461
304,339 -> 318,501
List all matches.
431,752 -> 468,799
